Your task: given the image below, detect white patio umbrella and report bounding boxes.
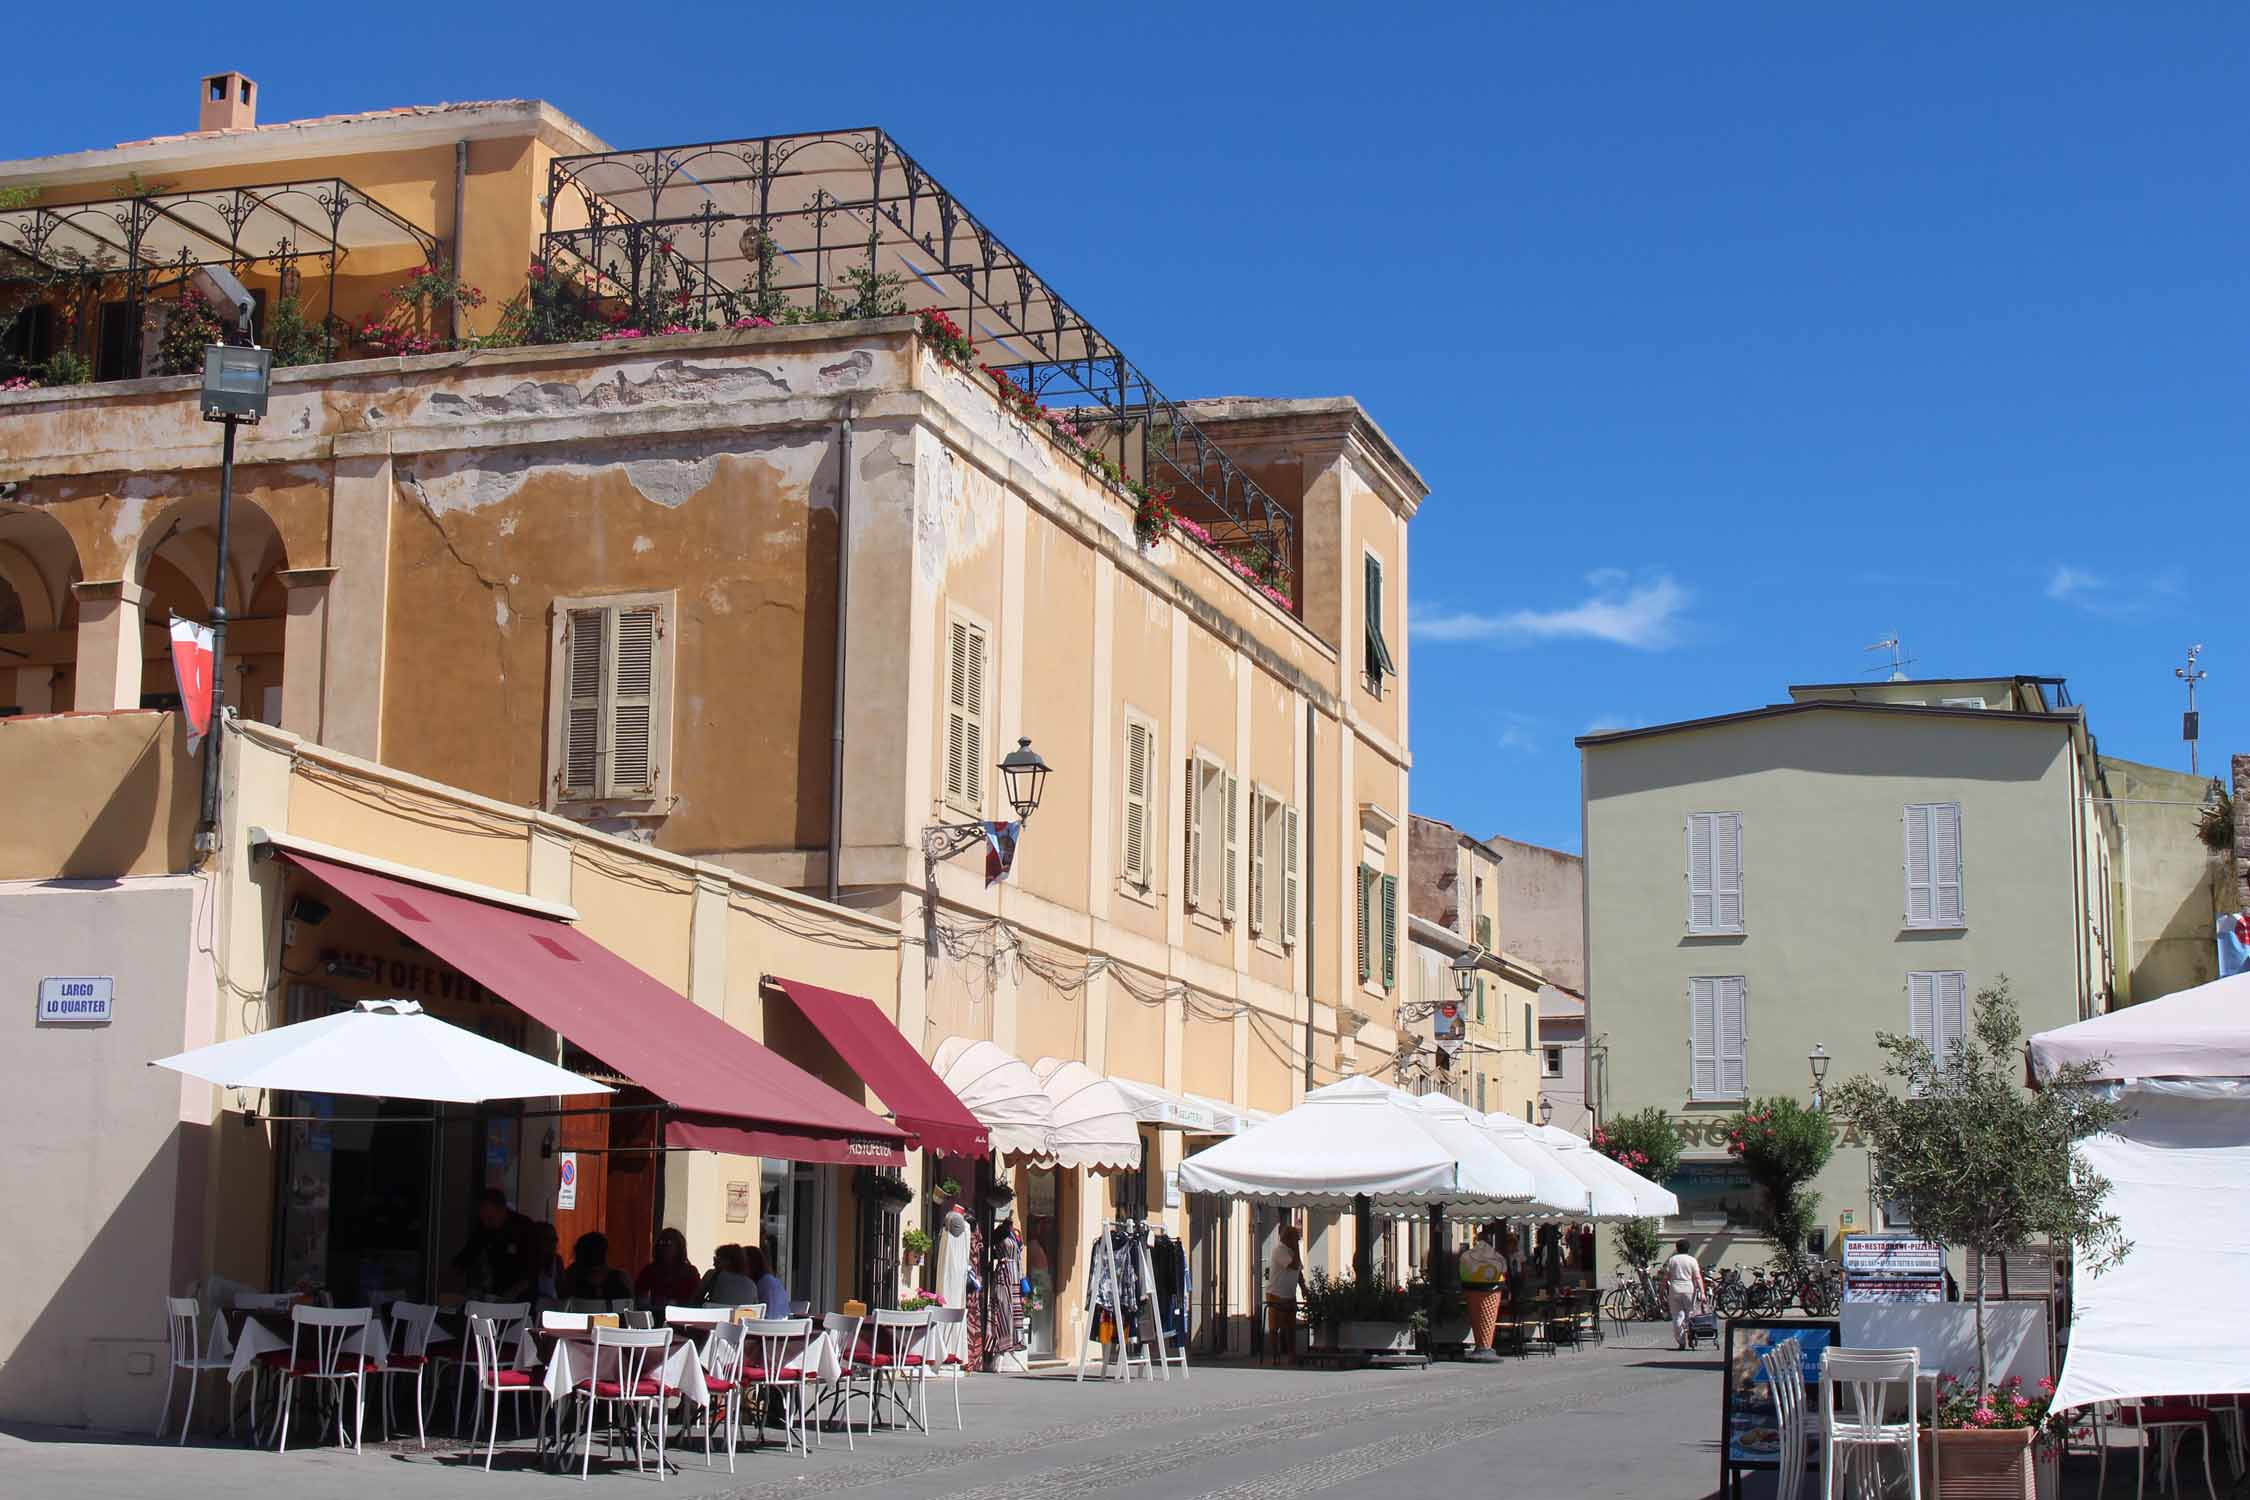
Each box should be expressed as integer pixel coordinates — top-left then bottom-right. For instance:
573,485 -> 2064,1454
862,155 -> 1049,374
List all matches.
1453,1106 -> 1595,1218
1178,1075 -> 1462,1206
151,999 -> 613,1104
1534,1122 -> 1680,1219
1379,1088 -> 1540,1210
932,1037 -> 1056,1161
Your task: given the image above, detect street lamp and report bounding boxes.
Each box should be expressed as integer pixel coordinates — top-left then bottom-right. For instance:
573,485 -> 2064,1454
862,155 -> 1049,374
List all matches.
191,266 -> 268,852
996,737 -> 1051,822
1449,946 -> 1481,1006
1537,1097 -> 1554,1127
1808,1043 -> 1831,1110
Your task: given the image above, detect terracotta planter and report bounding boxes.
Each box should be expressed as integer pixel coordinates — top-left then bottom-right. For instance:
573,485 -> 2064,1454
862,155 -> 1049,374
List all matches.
1464,1287 -> 1502,1347
1918,1426 -> 2035,1499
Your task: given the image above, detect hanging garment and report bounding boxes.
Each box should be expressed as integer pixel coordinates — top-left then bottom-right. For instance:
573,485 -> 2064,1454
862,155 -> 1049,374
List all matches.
935,1207 -> 972,1307
988,1220 -> 1025,1357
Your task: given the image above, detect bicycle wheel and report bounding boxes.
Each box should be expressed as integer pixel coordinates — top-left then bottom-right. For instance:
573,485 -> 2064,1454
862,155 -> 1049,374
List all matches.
1715,1282 -> 1745,1318
1603,1286 -> 1635,1330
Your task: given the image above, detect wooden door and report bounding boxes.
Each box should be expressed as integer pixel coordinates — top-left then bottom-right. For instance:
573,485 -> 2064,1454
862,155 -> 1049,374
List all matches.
551,1108 -> 609,1256
605,1101 -> 659,1281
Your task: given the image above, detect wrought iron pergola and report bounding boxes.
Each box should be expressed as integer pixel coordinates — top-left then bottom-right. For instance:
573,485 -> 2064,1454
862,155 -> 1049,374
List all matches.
0,178 -> 439,371
540,128 -> 1297,600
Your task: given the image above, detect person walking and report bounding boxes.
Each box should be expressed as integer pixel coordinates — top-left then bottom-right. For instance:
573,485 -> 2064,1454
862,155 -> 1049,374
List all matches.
1662,1240 -> 1707,1350
1265,1222 -> 1304,1363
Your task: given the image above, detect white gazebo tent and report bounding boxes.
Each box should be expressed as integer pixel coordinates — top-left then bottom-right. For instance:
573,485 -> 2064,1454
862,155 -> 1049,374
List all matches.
2029,974 -> 2250,1414
152,998 -> 613,1103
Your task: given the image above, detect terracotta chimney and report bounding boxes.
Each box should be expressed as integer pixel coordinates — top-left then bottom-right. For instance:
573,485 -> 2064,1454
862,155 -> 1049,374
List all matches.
198,72 -> 257,133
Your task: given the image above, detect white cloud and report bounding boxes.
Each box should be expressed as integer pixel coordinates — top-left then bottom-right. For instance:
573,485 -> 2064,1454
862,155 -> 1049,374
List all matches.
2045,563 -> 2176,619
1497,716 -> 1541,753
1413,573 -> 1690,650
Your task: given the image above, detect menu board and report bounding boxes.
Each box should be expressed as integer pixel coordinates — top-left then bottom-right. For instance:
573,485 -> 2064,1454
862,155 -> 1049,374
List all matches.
1842,1234 -> 1946,1304
1720,1318 -> 1837,1494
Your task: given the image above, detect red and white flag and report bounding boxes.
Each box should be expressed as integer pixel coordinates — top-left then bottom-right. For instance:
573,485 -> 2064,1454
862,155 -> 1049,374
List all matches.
168,615 -> 215,753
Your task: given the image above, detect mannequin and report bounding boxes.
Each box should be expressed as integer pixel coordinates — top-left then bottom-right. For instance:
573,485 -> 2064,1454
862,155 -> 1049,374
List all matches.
935,1202 -> 972,1308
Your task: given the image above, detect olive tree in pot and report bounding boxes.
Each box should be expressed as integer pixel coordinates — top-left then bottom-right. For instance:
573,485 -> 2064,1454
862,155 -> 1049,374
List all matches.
1830,980 -> 2130,1497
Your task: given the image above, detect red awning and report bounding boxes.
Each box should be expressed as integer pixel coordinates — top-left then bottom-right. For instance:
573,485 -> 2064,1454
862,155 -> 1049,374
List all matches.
768,978 -> 989,1159
277,850 -> 907,1166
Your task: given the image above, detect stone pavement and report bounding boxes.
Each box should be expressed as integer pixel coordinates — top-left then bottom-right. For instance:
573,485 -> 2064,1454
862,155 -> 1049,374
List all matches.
0,1325 -> 2141,1499
5,1325 -> 1726,1499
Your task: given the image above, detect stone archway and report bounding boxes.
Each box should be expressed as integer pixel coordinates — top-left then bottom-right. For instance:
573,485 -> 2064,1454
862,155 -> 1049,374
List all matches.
131,492 -> 292,722
0,504 -> 82,714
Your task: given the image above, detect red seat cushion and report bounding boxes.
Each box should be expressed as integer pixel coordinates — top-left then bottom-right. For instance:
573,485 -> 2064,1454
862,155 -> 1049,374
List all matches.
576,1378 -> 664,1398
481,1369 -> 537,1388
702,1377 -> 736,1394
383,1353 -> 429,1369
254,1351 -> 291,1369
2122,1406 -> 2221,1427
738,1366 -> 768,1382
861,1352 -> 893,1368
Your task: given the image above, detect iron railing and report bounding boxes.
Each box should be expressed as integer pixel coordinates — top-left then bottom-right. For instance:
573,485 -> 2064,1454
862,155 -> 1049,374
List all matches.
539,127 -> 1297,605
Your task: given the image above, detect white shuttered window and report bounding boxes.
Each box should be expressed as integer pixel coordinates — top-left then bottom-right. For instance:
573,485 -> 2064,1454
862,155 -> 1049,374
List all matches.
1908,970 -> 1971,1079
550,594 -> 671,805
1686,812 -> 1745,933
1689,976 -> 1748,1100
944,615 -> 989,817
1281,804 -> 1301,946
1904,803 -> 1966,928
1121,714 -> 1156,888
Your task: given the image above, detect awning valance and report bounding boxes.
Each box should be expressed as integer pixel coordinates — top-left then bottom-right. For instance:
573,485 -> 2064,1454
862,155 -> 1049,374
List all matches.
1109,1076 -> 1237,1135
767,978 -> 988,1159
277,850 -> 908,1166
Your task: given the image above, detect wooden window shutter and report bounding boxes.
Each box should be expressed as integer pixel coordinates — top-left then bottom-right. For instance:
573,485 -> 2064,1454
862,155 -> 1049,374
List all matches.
1717,977 -> 1747,1098
1933,804 -> 1964,926
607,606 -> 660,795
1686,814 -> 1717,931
1474,975 -> 1485,1023
1381,873 -> 1399,990
1940,971 -> 1969,1058
1248,793 -> 1267,935
1122,719 -> 1151,887
945,618 -> 986,813
1688,978 -> 1719,1100
562,608 -> 606,798
1524,1001 -> 1534,1054
1281,803 -> 1301,947
1222,772 -> 1241,920
1908,971 -> 1938,1053
1714,812 -> 1744,931
1476,913 -> 1493,950
1183,757 -> 1204,908
1363,553 -> 1396,682
1905,803 -> 1933,926
962,623 -> 985,809
1356,864 -> 1373,982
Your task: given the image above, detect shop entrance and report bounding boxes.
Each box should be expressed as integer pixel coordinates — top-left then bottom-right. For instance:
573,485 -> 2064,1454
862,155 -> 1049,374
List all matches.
761,1158 -> 835,1314
1188,1187 -> 1232,1355
1023,1167 -> 1063,1358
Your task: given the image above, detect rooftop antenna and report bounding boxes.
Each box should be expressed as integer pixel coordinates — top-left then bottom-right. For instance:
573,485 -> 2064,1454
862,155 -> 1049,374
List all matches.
2176,643 -> 2207,776
1863,633 -> 1915,682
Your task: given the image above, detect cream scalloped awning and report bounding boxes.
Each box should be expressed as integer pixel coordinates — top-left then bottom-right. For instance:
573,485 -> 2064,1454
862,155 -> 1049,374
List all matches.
931,1038 -> 1054,1162
1030,1057 -> 1142,1172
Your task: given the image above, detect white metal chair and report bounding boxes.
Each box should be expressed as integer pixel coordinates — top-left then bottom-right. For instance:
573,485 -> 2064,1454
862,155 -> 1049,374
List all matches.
575,1325 -> 673,1481
466,1314 -> 548,1472
1761,1338 -> 1807,1500
2101,1398 -> 2224,1500
865,1309 -> 930,1434
695,1321 -> 748,1471
158,1297 -> 235,1444
276,1305 -> 374,1455
742,1317 -> 817,1455
445,1300 -> 530,1435
1820,1346 -> 1921,1500
665,1305 -> 730,1333
922,1305 -> 969,1431
543,1310 -> 592,1332
820,1312 -> 866,1449
376,1300 -> 441,1447
789,1300 -> 813,1318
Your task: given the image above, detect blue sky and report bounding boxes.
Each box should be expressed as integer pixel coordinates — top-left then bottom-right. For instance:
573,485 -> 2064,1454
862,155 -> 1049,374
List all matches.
15,5 -> 2242,851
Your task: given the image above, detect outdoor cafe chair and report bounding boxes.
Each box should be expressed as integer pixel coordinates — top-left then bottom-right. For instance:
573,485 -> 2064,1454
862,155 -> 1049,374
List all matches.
1820,1347 -> 1921,1500
664,1305 -> 730,1333
863,1309 -> 931,1434
376,1300 -> 441,1448
742,1317 -> 817,1455
2100,1398 -> 2224,1500
158,1296 -> 235,1444
694,1321 -> 748,1472
820,1311 -> 865,1448
574,1325 -> 673,1481
1761,1338 -> 1808,1500
276,1305 -> 374,1455
445,1301 -> 530,1435
465,1314 -> 548,1472
922,1306 -> 969,1431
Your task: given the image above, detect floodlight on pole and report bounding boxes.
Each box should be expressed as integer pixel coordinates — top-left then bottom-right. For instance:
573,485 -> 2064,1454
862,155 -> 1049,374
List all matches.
191,288 -> 271,854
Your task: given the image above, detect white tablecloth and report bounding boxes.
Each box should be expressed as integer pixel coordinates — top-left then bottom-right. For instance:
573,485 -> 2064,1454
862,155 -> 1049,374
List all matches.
540,1333 -> 708,1407
218,1314 -> 390,1387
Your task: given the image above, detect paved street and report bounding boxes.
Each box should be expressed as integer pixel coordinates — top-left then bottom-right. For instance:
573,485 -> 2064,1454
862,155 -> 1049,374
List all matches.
6,1327 -> 1727,1500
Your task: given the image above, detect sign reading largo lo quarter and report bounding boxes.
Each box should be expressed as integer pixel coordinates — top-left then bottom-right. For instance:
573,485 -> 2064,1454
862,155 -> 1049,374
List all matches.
37,977 -> 114,1025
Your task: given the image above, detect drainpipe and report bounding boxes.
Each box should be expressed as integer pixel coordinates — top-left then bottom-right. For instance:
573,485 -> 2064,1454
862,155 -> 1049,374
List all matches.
1303,709 -> 1316,1088
448,140 -> 468,344
827,408 -> 853,903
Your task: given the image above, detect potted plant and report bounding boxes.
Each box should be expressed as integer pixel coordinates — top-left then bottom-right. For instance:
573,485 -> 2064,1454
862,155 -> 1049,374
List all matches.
873,1174 -> 915,1212
1723,1096 -> 1834,1272
936,1177 -> 962,1204
900,1227 -> 933,1268
1300,1269 -> 1420,1353
987,1178 -> 1016,1208
1832,980 -> 2131,1497
1917,1376 -> 2069,1500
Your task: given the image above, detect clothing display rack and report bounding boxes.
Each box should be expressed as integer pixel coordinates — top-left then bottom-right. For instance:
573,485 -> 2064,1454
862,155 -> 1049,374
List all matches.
1075,1221 -> 1188,1383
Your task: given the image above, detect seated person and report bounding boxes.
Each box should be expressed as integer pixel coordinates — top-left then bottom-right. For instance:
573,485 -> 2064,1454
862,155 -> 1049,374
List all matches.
560,1231 -> 633,1305
701,1243 -> 760,1308
743,1244 -> 790,1316
634,1227 -> 702,1310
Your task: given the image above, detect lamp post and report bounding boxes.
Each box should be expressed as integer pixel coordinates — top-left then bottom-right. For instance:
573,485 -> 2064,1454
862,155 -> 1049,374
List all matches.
919,736 -> 1050,1370
191,271 -> 271,852
1808,1043 -> 1831,1111
1537,1097 -> 1554,1128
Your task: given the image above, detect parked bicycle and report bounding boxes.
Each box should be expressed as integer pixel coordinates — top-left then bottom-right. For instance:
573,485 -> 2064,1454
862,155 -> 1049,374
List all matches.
1602,1268 -> 1665,1331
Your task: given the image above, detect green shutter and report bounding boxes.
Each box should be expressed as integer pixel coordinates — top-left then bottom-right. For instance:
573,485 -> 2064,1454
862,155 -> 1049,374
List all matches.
1381,874 -> 1399,990
1364,554 -> 1396,682
1524,1002 -> 1534,1053
1475,976 -> 1486,1023
1476,914 -> 1492,949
